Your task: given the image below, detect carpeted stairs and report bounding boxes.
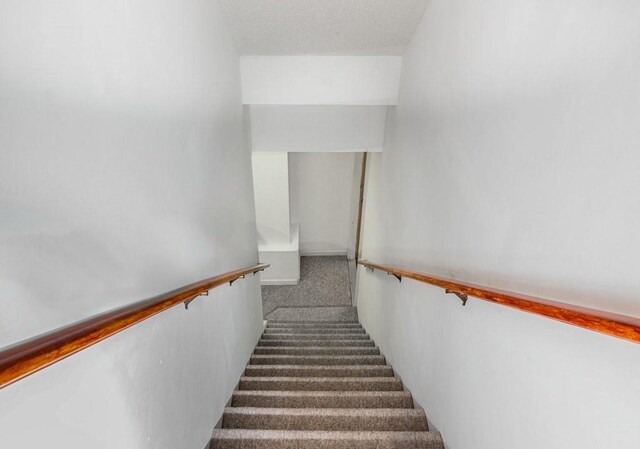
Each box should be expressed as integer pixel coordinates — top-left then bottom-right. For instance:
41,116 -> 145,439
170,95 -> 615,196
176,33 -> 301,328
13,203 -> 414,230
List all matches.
210,320 -> 444,449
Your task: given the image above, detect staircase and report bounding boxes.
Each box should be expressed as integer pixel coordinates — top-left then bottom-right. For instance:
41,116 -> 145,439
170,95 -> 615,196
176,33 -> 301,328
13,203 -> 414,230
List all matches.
210,320 -> 444,449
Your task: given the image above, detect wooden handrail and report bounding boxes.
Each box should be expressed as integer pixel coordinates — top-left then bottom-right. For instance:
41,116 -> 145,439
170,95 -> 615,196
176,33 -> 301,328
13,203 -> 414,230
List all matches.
358,260 -> 640,344
0,263 -> 269,389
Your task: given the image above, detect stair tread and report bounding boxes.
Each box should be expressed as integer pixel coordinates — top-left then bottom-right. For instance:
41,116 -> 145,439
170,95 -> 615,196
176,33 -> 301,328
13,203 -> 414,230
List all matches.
265,330 -> 364,333
267,324 -> 363,328
266,329 -> 364,332
222,407 -> 428,431
212,429 -> 436,437
244,365 -> 393,377
261,334 -> 371,339
232,390 -> 412,398
250,355 -> 383,358
250,355 -> 385,365
267,320 -> 360,324
257,340 -> 375,347
239,376 -> 401,382
239,376 -> 403,391
265,327 -> 364,330
224,407 -> 425,417
245,364 -> 391,369
254,346 -> 380,355
231,390 -> 414,409
210,429 -> 443,449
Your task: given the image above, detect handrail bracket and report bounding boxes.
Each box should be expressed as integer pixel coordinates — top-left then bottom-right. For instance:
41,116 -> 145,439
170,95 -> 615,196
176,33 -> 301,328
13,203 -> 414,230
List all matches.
229,275 -> 246,286
388,272 -> 402,283
184,291 -> 209,310
446,289 -> 468,306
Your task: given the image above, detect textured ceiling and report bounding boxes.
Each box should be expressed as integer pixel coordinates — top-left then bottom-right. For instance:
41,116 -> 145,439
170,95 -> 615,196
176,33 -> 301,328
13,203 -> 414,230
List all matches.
217,0 -> 429,55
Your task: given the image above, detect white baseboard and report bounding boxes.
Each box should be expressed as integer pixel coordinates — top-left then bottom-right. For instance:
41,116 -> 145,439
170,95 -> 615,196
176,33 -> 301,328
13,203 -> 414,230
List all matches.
300,250 -> 348,257
261,279 -> 300,286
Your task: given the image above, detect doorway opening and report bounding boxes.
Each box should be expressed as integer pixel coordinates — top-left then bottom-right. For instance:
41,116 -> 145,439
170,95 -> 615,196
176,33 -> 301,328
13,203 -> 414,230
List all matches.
251,151 -> 368,320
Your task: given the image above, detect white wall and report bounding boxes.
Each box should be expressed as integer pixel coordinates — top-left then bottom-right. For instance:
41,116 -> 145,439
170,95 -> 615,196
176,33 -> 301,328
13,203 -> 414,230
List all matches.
251,152 -> 300,284
259,225 -> 301,286
357,1 -> 640,448
0,2 -> 262,448
251,152 -> 291,246
241,56 -> 401,105
250,105 -> 386,152
289,153 -> 357,255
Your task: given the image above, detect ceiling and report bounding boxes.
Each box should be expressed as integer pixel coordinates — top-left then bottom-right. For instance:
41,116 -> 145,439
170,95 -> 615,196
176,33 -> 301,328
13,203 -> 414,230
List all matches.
217,0 -> 429,55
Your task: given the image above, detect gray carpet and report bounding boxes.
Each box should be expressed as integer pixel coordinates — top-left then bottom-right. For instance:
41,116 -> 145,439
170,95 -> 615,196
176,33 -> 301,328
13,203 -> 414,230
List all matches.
210,321 -> 444,449
265,306 -> 358,322
262,256 -> 352,319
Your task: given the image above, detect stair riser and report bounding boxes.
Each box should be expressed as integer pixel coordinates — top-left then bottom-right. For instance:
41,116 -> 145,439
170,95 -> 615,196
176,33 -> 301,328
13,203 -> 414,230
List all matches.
261,334 -> 370,340
231,392 -> 414,409
244,366 -> 394,378
264,328 -> 366,334
267,321 -> 359,324
238,378 -> 403,391
222,411 -> 428,431
254,347 -> 380,356
250,355 -> 386,366
257,340 -> 375,347
267,324 -> 363,329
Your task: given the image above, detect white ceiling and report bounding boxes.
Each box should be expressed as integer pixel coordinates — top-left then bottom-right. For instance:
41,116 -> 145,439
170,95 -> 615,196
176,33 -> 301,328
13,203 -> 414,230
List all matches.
217,0 -> 428,55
